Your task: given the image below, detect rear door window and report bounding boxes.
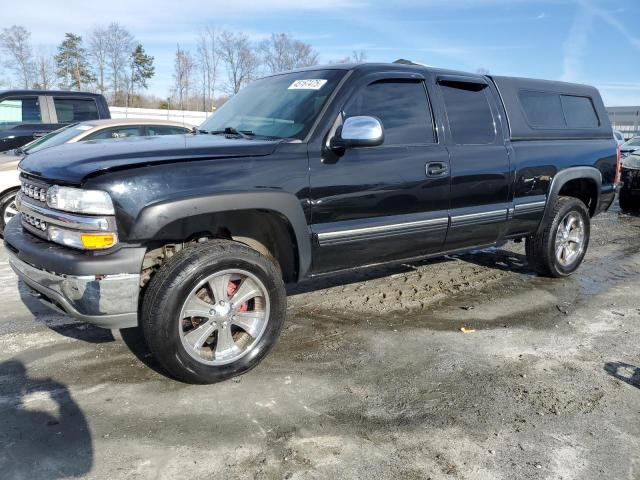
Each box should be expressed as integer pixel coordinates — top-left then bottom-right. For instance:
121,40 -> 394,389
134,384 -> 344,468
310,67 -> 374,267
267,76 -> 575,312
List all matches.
85,126 -> 143,140
345,79 -> 435,145
0,97 -> 42,128
440,82 -> 496,144
53,97 -> 100,123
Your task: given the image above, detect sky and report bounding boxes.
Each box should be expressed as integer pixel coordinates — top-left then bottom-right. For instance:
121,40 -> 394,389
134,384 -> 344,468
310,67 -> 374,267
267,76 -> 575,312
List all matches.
5,0 -> 640,106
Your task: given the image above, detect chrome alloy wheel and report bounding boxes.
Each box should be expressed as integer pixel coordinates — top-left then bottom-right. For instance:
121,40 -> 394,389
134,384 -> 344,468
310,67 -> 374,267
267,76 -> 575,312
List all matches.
3,195 -> 17,226
554,211 -> 585,267
178,269 -> 270,365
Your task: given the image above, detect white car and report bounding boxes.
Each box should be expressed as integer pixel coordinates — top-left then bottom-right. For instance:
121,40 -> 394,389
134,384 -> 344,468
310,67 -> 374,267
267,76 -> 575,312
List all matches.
613,130 -> 625,146
0,118 -> 193,233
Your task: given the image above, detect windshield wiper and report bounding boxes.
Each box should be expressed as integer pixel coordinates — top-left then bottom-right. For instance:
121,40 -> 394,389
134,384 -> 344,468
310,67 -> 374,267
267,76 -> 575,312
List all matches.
208,127 -> 255,139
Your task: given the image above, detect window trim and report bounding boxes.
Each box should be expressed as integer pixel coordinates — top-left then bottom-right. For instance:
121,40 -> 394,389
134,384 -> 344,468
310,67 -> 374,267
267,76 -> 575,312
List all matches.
517,89 -> 600,131
51,96 -> 100,124
341,74 -> 439,147
438,80 -> 498,146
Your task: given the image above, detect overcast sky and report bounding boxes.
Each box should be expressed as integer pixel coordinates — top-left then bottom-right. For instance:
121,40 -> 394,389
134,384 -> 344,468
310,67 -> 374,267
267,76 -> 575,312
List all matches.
6,0 -> 640,106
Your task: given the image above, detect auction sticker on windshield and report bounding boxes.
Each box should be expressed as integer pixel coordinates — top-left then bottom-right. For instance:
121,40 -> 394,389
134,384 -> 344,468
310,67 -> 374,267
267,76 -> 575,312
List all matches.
288,79 -> 328,90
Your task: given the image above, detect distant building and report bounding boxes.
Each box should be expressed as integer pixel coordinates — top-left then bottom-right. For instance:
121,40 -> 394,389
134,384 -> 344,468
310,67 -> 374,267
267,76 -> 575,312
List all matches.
607,106 -> 640,139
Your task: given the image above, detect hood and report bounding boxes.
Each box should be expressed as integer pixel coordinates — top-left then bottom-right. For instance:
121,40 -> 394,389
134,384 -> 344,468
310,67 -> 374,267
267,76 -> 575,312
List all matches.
18,134 -> 281,184
621,145 -> 640,153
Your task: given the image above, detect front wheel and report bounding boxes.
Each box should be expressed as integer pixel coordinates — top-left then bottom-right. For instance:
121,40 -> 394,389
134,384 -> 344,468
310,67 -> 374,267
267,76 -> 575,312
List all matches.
141,240 -> 286,384
525,196 -> 590,277
0,189 -> 19,235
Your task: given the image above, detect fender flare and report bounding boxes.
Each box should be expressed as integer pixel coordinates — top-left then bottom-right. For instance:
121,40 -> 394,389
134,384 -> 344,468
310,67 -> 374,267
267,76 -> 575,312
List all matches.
129,191 -> 312,279
537,166 -> 602,233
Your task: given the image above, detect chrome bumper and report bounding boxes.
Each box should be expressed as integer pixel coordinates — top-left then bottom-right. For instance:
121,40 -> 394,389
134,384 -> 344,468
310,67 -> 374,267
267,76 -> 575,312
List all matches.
7,250 -> 139,329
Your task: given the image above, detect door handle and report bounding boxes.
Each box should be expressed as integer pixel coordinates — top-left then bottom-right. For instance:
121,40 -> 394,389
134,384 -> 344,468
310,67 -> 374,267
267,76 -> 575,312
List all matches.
426,162 -> 448,177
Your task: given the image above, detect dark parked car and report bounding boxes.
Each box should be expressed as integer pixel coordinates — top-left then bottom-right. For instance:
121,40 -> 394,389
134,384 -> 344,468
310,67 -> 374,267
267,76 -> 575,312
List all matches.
619,153 -> 640,213
0,90 -> 110,152
5,62 -> 619,383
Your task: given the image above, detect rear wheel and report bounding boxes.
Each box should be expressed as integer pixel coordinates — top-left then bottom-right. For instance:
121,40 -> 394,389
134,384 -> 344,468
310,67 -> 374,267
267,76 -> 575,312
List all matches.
142,240 -> 286,384
0,189 -> 19,235
618,189 -> 639,213
526,196 -> 590,277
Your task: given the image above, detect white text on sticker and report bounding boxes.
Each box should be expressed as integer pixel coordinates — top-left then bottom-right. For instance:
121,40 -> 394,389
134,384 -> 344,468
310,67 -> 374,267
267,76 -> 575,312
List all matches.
288,79 -> 328,90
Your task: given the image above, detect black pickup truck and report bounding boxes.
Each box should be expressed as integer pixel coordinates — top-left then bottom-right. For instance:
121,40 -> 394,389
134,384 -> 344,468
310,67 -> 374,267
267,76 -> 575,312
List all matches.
4,63 -> 619,383
0,90 -> 110,152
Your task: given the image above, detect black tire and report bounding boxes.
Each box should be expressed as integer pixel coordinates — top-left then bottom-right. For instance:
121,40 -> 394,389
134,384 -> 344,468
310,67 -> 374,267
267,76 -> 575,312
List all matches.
0,189 -> 19,236
618,189 -> 639,213
525,196 -> 590,278
141,240 -> 286,384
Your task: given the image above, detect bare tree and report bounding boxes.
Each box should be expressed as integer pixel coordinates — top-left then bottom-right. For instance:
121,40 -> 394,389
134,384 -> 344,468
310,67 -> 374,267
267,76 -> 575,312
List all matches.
0,25 -> 34,88
88,26 -> 109,94
173,44 -> 196,110
196,26 -> 220,111
217,30 -> 259,94
104,22 -> 134,105
259,33 -> 318,74
33,49 -> 56,89
351,50 -> 367,63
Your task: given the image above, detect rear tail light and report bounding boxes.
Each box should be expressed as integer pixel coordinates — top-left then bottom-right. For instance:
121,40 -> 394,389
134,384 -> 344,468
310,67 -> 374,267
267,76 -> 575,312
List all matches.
615,144 -> 621,184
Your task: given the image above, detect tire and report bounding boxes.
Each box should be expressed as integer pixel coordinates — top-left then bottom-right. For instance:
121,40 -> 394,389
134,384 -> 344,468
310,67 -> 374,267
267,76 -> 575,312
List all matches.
0,189 -> 19,236
525,196 -> 590,278
618,189 -> 639,213
141,240 -> 286,384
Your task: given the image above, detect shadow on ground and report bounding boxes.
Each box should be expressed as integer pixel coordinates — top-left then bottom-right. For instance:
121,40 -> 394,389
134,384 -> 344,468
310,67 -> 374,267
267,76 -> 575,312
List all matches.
0,360 -> 93,477
604,362 -> 640,389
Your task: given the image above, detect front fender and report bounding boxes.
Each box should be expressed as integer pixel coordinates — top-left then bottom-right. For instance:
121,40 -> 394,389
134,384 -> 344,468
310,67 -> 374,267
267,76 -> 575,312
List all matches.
129,190 -> 312,278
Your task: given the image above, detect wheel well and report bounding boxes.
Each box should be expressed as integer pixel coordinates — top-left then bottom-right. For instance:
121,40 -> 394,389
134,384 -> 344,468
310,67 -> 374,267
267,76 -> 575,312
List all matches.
143,209 -> 299,284
558,178 -> 598,216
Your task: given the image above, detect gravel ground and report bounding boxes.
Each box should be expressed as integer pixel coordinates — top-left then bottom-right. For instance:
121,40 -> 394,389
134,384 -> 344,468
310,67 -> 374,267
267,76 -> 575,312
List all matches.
0,204 -> 639,480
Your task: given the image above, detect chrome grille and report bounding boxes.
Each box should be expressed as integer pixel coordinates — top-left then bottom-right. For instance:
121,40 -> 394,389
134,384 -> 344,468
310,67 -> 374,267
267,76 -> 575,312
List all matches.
20,176 -> 50,204
21,212 -> 48,231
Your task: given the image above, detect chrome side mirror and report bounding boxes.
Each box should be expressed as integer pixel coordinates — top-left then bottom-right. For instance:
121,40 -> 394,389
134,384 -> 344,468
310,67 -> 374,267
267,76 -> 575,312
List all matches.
330,116 -> 384,152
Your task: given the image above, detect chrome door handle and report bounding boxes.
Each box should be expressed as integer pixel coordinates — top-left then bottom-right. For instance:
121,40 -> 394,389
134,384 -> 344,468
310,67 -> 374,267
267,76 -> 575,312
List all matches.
426,162 -> 448,177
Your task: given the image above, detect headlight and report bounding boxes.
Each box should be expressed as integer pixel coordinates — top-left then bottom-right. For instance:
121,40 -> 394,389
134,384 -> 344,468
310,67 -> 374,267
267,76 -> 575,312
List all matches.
46,186 -> 115,215
622,155 -> 640,170
48,226 -> 118,250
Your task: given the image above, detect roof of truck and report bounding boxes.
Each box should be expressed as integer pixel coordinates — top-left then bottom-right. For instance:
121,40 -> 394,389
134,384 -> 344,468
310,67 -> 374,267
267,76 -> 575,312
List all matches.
0,89 -> 106,98
284,62 -> 612,141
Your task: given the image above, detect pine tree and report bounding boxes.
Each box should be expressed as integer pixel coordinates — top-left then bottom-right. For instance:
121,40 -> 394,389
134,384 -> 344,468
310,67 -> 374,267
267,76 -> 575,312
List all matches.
55,33 -> 95,90
127,44 -> 154,107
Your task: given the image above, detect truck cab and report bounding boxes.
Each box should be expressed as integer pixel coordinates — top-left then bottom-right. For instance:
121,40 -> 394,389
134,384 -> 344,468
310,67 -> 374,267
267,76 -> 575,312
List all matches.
0,90 -> 110,152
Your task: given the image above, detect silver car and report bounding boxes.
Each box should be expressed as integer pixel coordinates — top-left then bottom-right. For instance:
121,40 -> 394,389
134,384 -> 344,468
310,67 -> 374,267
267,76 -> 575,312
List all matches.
0,118 -> 193,233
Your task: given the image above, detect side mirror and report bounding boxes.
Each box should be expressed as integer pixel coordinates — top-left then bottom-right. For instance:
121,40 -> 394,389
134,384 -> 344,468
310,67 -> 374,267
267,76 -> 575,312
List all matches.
330,116 -> 384,153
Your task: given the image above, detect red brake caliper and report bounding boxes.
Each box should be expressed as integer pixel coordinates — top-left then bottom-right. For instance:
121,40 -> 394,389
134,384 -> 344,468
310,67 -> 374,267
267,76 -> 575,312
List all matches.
227,281 -> 248,312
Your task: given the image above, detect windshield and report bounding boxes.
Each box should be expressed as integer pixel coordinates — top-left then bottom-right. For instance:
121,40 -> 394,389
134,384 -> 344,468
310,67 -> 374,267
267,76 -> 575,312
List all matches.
24,124 -> 91,154
623,136 -> 640,147
200,69 -> 346,140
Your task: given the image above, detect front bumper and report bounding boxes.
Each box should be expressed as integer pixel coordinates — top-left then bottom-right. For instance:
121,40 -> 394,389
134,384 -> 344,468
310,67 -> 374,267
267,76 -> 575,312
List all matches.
8,251 -> 139,328
4,218 -> 144,329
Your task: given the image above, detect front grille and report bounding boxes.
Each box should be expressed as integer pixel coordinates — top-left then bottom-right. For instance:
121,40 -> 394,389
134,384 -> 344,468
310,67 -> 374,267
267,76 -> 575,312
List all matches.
21,212 -> 48,231
19,175 -> 50,205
